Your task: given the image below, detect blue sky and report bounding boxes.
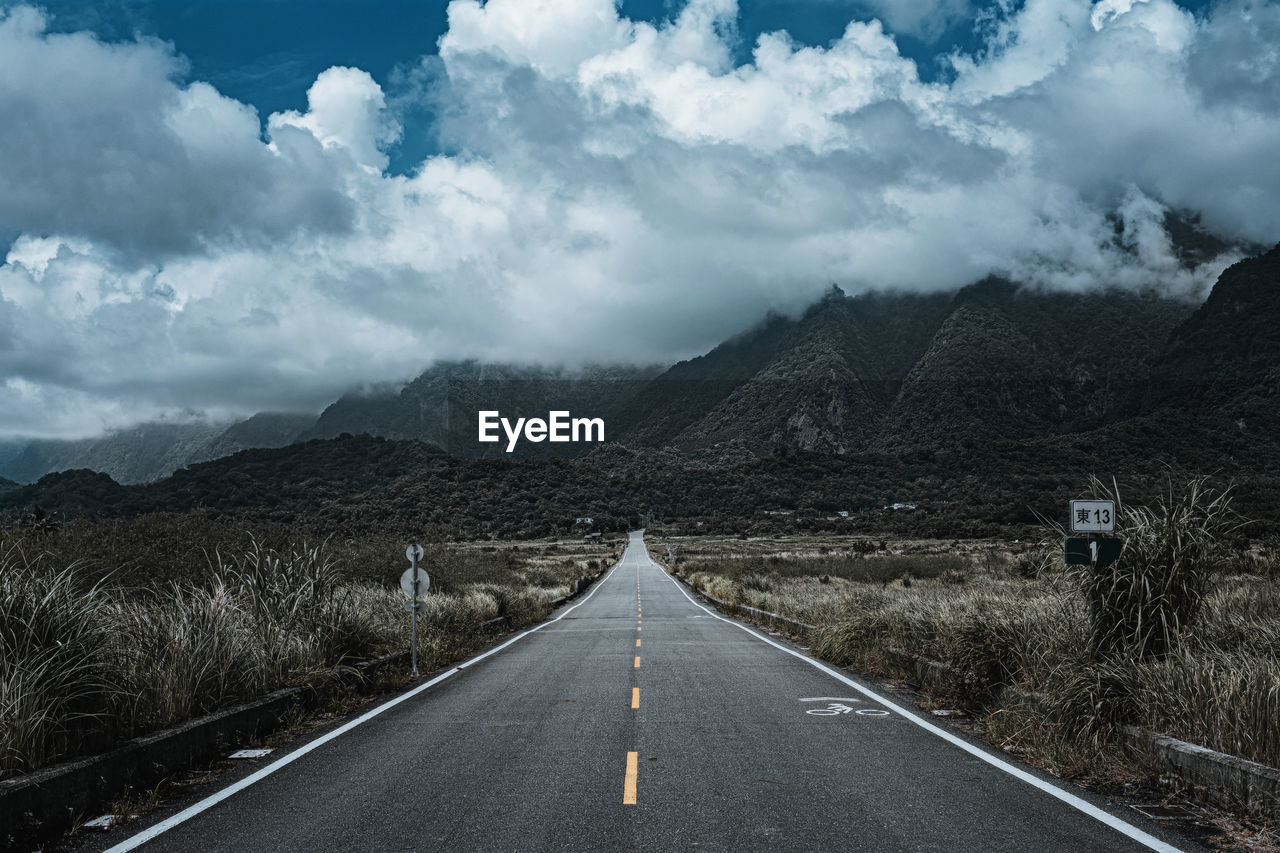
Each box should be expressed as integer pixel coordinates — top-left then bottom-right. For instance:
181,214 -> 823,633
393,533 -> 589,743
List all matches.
32,0 -> 1219,173
1,0 -> 1276,438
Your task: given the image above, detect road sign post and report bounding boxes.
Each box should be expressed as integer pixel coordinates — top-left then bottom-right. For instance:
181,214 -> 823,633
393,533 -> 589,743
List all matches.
1065,501 -> 1121,657
401,545 -> 429,676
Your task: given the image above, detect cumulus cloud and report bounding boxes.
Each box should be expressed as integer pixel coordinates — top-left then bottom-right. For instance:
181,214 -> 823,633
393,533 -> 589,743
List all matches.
0,6 -> 354,258
269,66 -> 403,171
0,0 -> 1278,438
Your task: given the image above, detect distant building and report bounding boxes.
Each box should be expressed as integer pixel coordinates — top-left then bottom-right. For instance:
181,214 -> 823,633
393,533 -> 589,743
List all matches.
882,503 -> 918,511
837,511 -> 849,518
575,517 -> 593,525
583,532 -> 603,543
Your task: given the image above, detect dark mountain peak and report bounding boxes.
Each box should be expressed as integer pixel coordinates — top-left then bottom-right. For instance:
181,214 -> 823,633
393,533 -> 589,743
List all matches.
1147,241 -> 1280,407
1178,241 -> 1280,336
1162,208 -> 1246,268
951,275 -> 1021,310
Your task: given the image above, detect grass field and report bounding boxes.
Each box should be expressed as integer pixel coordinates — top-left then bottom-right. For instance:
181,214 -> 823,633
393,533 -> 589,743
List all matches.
649,522 -> 1280,778
0,514 -> 621,778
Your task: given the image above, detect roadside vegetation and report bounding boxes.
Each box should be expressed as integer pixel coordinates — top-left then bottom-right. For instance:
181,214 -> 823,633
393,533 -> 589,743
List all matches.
653,481 -> 1280,778
0,514 -> 619,779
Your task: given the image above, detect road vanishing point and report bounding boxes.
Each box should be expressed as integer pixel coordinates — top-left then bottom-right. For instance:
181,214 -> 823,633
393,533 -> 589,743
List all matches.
90,531 -> 1198,853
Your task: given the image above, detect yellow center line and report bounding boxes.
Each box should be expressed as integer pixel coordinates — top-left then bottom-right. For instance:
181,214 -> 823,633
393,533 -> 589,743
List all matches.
634,656 -> 640,668
631,687 -> 640,708
623,751 -> 638,805
635,638 -> 641,647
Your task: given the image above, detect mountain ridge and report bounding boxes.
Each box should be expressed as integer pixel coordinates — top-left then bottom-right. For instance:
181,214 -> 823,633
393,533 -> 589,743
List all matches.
3,242 -> 1275,483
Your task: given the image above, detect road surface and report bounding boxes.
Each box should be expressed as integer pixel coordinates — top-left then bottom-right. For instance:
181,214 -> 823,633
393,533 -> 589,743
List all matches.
91,531 -> 1196,852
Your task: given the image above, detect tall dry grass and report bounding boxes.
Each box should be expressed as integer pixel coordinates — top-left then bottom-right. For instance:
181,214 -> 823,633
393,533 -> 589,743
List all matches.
0,526 -> 599,778
681,487 -> 1280,774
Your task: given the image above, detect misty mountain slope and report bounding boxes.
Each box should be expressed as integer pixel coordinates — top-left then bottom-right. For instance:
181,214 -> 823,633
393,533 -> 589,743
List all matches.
876,303 -> 1055,449
1147,242 -> 1280,414
0,475 -> 17,495
603,312 -> 798,450
0,244 -> 1259,482
300,361 -> 661,453
186,412 -> 317,466
874,281 -> 1193,450
668,288 -> 952,454
0,413 -> 318,486
0,422 -> 227,485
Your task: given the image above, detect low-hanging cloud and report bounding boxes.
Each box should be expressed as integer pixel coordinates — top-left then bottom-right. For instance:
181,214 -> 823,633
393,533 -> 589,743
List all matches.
0,0 -> 1277,439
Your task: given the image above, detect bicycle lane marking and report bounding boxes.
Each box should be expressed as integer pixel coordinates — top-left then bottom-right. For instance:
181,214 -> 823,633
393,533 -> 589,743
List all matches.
647,548 -> 1185,853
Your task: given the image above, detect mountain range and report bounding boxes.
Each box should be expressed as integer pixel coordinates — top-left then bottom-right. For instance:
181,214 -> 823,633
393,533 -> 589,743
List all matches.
2,241 -> 1278,536
2,242 -> 1275,488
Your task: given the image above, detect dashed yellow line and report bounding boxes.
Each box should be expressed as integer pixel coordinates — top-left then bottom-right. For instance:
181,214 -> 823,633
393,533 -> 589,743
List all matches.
636,638 -> 641,647
623,751 -> 638,804
634,656 -> 640,668
631,688 -> 640,709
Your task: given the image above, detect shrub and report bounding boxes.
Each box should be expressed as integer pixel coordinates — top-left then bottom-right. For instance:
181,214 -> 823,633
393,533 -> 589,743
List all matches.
1081,477 -> 1238,659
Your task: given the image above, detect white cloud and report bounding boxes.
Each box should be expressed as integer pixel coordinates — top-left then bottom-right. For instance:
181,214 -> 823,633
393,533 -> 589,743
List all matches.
0,0 -> 1277,438
269,66 -> 402,171
0,7 -> 356,258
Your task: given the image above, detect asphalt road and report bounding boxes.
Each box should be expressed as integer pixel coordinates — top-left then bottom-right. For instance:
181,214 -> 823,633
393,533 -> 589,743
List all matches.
92,531 -> 1197,853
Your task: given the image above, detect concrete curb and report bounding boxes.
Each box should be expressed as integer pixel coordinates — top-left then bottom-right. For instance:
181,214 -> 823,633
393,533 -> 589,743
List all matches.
881,647 -> 966,693
0,568 -> 613,847
1121,726 -> 1280,819
689,586 -> 817,637
674,569 -> 1280,820
0,687 -> 302,846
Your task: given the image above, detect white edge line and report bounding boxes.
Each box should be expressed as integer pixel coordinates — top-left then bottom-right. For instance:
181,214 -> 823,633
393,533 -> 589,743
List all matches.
652,551 -> 1184,853
103,559 -> 625,853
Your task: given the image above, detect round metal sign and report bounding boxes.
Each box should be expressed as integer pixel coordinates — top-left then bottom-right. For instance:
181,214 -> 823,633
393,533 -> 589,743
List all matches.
400,567 -> 430,599
405,544 -> 426,563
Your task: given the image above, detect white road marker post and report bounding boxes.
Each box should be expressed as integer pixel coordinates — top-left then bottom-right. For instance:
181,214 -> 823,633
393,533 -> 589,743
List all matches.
401,544 -> 429,676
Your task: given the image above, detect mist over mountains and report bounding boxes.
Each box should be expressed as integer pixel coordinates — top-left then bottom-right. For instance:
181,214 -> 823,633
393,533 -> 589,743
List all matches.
2,240 -> 1276,491
2,240 -> 1278,538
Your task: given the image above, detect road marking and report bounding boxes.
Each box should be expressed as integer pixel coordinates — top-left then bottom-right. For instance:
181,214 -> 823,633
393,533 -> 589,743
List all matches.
102,557 -> 627,853
652,550 -> 1184,853
636,639 -> 641,647
634,656 -> 640,668
631,687 -> 640,708
623,751 -> 638,805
